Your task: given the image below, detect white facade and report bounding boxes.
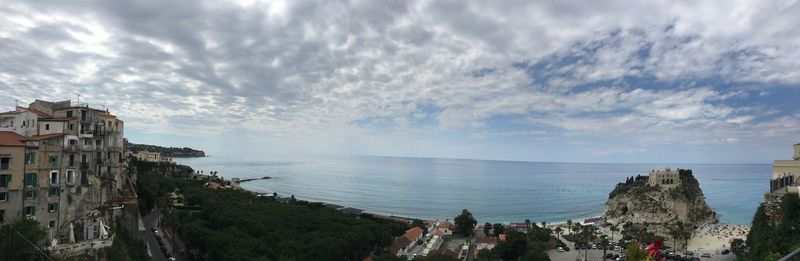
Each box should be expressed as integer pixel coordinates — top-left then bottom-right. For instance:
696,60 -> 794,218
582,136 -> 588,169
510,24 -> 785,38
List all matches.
0,109 -> 40,136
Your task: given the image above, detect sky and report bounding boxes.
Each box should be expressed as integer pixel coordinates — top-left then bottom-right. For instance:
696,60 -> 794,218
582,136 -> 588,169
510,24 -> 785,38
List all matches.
1,0 -> 799,164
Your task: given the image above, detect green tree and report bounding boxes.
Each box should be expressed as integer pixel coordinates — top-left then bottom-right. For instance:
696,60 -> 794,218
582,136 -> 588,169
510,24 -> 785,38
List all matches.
525,219 -> 531,231
566,220 -> 573,235
483,222 -> 492,236
0,219 -> 48,260
554,227 -> 563,240
492,223 -> 505,235
454,209 -> 477,236
600,238 -> 610,259
730,238 -> 745,256
624,242 -> 648,261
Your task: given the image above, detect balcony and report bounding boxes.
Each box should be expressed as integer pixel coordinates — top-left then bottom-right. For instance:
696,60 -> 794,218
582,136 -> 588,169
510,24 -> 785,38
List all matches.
64,144 -> 78,151
80,162 -> 90,170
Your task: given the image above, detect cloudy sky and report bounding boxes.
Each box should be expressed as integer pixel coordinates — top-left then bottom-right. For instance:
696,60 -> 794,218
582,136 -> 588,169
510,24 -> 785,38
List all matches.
1,0 -> 799,163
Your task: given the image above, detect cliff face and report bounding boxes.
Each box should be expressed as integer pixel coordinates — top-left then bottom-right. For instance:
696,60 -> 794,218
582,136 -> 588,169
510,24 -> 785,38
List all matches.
603,170 -> 718,234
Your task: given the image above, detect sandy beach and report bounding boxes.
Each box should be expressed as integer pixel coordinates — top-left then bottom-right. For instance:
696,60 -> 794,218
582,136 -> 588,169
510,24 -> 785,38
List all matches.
686,224 -> 749,253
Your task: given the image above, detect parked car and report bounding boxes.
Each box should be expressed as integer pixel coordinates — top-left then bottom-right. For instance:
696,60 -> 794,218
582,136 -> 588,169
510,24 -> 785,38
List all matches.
605,253 -> 614,258
557,247 -> 564,252
562,245 -> 570,251
152,227 -> 160,235
700,253 -> 711,258
721,249 -> 730,255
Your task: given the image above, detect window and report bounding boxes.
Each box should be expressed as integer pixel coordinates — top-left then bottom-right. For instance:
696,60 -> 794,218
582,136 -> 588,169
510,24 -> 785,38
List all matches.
0,157 -> 9,170
96,139 -> 101,145
48,187 -> 59,197
0,210 -> 4,223
48,203 -> 58,212
45,124 -> 49,130
50,171 -> 58,185
49,156 -> 58,168
24,173 -> 37,186
48,220 -> 56,229
0,192 -> 7,202
69,155 -> 74,166
66,111 -> 73,117
25,153 -> 35,164
25,189 -> 36,199
24,206 -> 35,216
67,170 -> 75,183
0,175 -> 10,187
69,124 -> 74,130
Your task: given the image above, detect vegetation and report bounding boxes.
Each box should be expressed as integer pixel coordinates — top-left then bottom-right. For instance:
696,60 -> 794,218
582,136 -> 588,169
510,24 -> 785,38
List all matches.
624,242 -> 648,261
739,194 -> 800,260
132,160 -> 405,261
131,158 -> 195,215
454,209 -> 477,236
0,219 -> 48,260
129,143 -> 206,157
608,175 -> 657,199
106,221 -> 150,261
477,227 -> 554,261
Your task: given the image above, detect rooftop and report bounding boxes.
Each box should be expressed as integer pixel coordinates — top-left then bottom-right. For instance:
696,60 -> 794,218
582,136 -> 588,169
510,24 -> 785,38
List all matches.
24,133 -> 64,141
402,227 -> 424,242
0,131 -> 25,147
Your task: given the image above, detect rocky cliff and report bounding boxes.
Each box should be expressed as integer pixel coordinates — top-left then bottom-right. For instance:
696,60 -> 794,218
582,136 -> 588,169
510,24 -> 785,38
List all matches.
603,169 -> 718,236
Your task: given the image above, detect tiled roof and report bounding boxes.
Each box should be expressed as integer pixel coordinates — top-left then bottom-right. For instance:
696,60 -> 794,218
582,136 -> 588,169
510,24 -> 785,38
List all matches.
403,227 -> 424,242
0,131 -> 25,147
437,221 -> 455,229
475,236 -> 498,244
24,133 -> 64,141
26,108 -> 51,118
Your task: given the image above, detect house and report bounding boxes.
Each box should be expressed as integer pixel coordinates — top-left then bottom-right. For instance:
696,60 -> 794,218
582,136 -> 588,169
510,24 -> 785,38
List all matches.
388,226 -> 425,256
474,236 -> 499,255
435,220 -> 455,236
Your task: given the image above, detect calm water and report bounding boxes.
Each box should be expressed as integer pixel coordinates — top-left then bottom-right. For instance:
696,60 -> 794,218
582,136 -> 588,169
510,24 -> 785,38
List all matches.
176,155 -> 768,225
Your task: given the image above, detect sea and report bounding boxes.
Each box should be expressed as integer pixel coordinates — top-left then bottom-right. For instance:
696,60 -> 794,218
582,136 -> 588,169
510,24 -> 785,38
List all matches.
175,154 -> 768,225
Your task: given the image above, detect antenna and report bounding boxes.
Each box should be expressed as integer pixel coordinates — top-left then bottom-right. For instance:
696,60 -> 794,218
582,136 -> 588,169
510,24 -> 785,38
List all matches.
14,99 -> 19,108
74,92 -> 82,107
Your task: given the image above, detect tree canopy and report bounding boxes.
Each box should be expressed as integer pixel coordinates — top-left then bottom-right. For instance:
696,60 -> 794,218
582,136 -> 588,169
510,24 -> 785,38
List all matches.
454,209 -> 477,236
0,219 -> 48,260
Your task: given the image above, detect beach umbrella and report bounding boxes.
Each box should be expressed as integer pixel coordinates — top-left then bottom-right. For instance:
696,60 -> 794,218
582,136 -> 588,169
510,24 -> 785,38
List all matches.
99,221 -> 109,239
69,223 -> 75,243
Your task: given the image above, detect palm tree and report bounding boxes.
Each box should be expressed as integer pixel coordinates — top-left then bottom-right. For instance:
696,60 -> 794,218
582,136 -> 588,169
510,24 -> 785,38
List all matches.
600,238 -> 610,259
625,241 -> 648,261
555,227 -> 563,239
524,219 -> 531,231
566,219 -> 573,235
541,221 -> 546,229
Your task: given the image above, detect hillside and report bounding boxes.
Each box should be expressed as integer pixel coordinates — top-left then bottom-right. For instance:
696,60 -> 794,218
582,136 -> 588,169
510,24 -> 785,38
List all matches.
129,143 -> 205,158
603,169 -> 718,242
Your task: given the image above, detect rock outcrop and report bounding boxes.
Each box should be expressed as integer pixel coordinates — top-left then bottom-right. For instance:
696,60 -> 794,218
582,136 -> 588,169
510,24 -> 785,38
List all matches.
603,169 -> 718,236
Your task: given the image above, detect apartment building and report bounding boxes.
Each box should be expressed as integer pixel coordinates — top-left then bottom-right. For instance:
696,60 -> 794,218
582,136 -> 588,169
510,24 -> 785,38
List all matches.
0,100 -> 126,245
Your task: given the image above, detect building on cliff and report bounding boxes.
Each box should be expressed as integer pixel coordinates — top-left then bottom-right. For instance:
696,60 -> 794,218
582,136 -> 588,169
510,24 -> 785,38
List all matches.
647,168 -> 681,189
0,100 -> 127,256
768,144 -> 800,195
134,150 -> 172,163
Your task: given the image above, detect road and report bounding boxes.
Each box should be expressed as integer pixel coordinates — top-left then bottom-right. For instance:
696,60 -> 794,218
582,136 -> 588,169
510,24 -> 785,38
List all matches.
137,207 -> 175,261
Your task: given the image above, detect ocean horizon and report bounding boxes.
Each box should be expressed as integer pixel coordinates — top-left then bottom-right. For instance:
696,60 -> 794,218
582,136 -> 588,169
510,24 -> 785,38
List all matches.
176,154 -> 768,225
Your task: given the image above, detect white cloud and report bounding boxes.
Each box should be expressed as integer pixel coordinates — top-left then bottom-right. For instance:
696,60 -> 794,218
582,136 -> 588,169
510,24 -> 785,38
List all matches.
0,0 -> 799,162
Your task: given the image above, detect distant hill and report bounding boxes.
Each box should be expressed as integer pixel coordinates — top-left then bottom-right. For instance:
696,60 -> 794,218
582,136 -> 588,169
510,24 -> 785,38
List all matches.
129,143 -> 206,158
